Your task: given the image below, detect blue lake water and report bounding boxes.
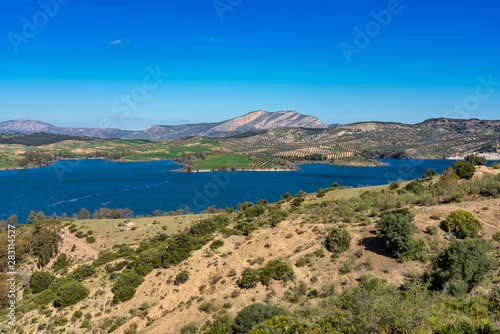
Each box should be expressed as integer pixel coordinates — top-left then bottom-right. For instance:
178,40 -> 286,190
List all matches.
1,159 -> 496,222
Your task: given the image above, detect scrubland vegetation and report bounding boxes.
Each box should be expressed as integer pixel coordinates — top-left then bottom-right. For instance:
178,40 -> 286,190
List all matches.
1,157 -> 500,333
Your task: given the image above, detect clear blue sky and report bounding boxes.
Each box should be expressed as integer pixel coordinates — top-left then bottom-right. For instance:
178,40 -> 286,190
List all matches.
1,0 -> 499,130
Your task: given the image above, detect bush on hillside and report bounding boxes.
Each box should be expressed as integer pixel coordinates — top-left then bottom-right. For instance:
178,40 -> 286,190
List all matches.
71,264 -> 95,281
453,161 -> 476,179
326,226 -> 352,258
444,210 -> 482,239
376,210 -> 417,257
465,154 -> 487,166
433,238 -> 494,292
174,271 -> 189,285
210,240 -> 224,250
232,303 -> 288,334
30,271 -> 56,293
238,268 -> 261,289
54,279 -> 89,307
259,260 -> 294,285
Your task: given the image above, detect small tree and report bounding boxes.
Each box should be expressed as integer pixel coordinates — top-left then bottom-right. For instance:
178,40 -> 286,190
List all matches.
54,280 -> 89,307
77,208 -> 91,220
238,268 -> 260,289
174,271 -> 189,285
445,210 -> 482,239
326,226 -> 352,258
452,161 -> 476,179
433,238 -> 494,291
232,303 -> 288,334
376,210 -> 417,257
422,169 -> 437,180
30,271 -> 56,293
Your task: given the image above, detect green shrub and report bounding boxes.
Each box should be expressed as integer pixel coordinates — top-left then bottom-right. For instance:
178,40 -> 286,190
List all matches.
238,268 -> 260,289
426,226 -> 439,235
280,192 -> 291,200
71,264 -> 95,281
465,154 -> 487,166
245,205 -> 265,219
114,286 -> 136,302
376,210 -> 417,257
326,226 -> 352,258
493,231 -> 500,242
232,303 -> 288,334
259,260 -> 294,285
29,271 -> 55,293
85,236 -> 96,244
453,161 -> 476,179
54,279 -> 89,307
175,271 -> 189,285
317,188 -> 327,198
405,180 -> 426,194
422,169 -> 437,179
72,310 -> 83,320
198,301 -> 215,313
445,210 -> 482,239
33,289 -> 56,305
180,322 -> 198,334
112,271 -> 144,302
389,182 -> 400,190
433,238 -> 494,291
52,253 -> 70,272
210,240 -> 224,250
206,312 -> 233,334
295,257 -> 309,267
490,162 -> 500,169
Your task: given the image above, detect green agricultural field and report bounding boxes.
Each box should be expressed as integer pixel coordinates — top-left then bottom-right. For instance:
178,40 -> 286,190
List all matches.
195,153 -> 252,169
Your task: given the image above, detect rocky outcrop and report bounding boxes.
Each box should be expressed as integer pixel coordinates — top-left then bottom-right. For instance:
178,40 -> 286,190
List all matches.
138,110 -> 327,139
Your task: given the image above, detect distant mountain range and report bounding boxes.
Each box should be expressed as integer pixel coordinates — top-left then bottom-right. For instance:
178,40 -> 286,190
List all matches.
0,110 -> 327,139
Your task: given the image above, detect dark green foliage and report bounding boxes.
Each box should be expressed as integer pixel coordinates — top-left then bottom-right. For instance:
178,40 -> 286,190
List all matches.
54,279 -> 89,307
0,132 -> 93,146
135,248 -> 162,274
280,192 -> 291,200
232,303 -> 288,334
30,271 -> 56,293
34,289 -> 56,305
114,286 -> 136,302
433,238 -> 494,291
445,210 -> 482,239
317,188 -> 327,198
259,260 -> 294,285
245,205 -> 265,219
92,251 -> 120,267
405,180 -> 426,194
210,240 -> 224,250
188,214 -> 230,238
112,271 -> 144,302
238,268 -> 261,289
389,182 -> 400,190
71,264 -> 95,281
490,162 -> 500,169
85,236 -> 96,243
434,319 -> 498,334
422,169 -> 437,179
174,271 -> 189,285
206,312 -> 233,334
465,154 -> 488,166
72,310 -> 83,320
180,322 -> 198,334
376,210 -> 417,257
453,161 -> 476,179
326,226 -> 352,258
52,253 -> 70,272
